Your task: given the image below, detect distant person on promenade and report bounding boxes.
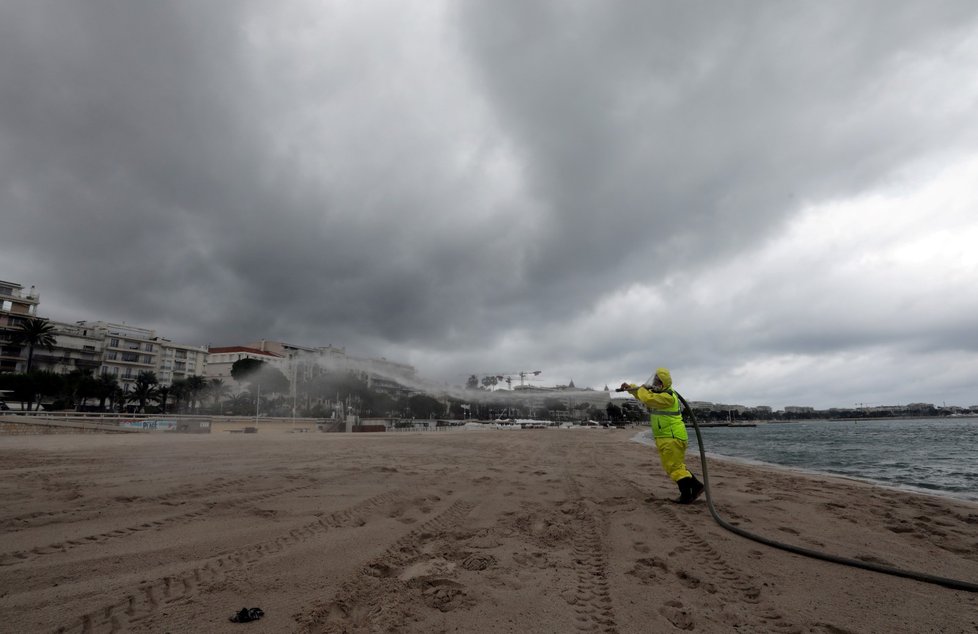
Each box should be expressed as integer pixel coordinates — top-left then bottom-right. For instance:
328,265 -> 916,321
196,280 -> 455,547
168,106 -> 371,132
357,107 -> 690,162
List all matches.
620,368 -> 705,504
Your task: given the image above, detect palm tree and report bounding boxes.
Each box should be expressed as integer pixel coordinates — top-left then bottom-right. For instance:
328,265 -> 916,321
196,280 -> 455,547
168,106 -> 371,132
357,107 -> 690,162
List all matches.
129,371 -> 159,413
156,385 -> 171,414
95,372 -> 119,411
111,385 -> 129,413
208,378 -> 231,413
13,318 -> 57,372
128,381 -> 159,413
227,392 -> 252,415
170,378 -> 188,413
72,371 -> 98,411
184,374 -> 207,413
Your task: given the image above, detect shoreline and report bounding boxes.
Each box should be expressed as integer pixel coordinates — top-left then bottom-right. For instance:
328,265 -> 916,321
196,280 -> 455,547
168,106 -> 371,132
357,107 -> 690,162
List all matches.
631,427 -> 978,504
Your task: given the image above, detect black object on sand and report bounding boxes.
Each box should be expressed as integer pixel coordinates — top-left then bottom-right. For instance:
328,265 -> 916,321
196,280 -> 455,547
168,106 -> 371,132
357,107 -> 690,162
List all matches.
229,607 -> 265,623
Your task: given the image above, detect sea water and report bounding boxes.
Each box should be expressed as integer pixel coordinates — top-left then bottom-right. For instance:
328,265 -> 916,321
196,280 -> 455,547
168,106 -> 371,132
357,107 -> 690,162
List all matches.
633,418 -> 978,503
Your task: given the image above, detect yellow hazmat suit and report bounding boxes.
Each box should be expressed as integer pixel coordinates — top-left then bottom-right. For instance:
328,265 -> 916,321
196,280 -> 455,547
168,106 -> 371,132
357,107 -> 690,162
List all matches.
624,368 -> 692,482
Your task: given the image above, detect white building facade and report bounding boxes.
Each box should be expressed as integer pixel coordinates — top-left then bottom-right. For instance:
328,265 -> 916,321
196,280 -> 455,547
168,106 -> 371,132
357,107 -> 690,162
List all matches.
0,280 -> 40,373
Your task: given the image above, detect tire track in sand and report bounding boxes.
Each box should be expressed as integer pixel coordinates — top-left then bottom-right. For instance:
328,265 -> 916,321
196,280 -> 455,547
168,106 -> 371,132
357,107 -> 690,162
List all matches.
0,475 -> 262,532
296,498 -> 476,633
54,490 -> 404,634
0,480 -> 318,568
561,448 -> 619,634
587,439 -> 801,633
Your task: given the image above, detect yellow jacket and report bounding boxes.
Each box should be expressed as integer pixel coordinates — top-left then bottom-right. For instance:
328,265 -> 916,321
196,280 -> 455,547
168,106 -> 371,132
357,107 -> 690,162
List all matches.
625,368 -> 687,441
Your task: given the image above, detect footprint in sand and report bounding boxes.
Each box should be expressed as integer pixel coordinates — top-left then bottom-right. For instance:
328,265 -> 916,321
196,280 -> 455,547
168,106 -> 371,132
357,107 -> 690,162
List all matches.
659,600 -> 695,631
627,557 -> 668,584
461,554 -> 496,571
674,568 -> 702,589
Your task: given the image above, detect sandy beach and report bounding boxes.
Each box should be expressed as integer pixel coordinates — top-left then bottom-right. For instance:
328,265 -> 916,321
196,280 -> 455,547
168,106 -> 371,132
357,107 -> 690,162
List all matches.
1,427 -> 976,633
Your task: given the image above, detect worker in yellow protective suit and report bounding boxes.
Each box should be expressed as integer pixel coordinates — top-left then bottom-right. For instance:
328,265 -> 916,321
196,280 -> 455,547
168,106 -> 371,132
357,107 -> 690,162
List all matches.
620,368 -> 705,504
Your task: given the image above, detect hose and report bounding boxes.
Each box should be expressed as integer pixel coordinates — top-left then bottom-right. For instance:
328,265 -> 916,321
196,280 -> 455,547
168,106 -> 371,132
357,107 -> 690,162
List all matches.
674,392 -> 978,593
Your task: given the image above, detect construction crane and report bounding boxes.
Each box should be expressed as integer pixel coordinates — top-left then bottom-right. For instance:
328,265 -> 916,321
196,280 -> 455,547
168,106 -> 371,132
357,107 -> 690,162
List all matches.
495,370 -> 542,389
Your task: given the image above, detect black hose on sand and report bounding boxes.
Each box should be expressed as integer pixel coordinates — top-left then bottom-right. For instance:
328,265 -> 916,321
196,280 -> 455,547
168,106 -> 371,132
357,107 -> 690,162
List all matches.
675,392 -> 978,593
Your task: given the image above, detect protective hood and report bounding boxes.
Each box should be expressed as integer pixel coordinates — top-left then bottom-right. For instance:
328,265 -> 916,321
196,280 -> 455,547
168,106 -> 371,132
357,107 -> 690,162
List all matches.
644,367 -> 672,389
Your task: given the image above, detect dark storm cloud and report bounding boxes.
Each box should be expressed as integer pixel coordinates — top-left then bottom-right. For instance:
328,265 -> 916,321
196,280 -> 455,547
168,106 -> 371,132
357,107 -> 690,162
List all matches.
455,1 -> 978,292
2,1 -> 977,407
0,0 -> 266,330
0,0 -> 519,349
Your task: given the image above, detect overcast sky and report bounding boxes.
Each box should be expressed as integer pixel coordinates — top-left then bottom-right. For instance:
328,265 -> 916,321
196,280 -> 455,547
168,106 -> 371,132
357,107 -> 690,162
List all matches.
3,1 -> 978,409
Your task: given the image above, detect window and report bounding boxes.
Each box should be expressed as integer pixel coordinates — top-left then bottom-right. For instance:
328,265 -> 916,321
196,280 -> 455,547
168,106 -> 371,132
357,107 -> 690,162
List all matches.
1,301 -> 11,312
142,355 -> 153,364
121,352 -> 139,362
106,351 -> 118,361
83,345 -> 95,351
110,338 -> 120,348
127,341 -> 140,350
144,343 -> 154,352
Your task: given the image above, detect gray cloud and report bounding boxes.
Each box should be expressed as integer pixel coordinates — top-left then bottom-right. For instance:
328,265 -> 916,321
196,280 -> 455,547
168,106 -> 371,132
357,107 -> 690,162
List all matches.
3,1 -> 978,408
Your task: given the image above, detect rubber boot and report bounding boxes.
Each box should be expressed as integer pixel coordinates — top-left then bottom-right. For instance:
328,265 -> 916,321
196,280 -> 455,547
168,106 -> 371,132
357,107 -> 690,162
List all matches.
674,478 -> 693,504
687,475 -> 705,502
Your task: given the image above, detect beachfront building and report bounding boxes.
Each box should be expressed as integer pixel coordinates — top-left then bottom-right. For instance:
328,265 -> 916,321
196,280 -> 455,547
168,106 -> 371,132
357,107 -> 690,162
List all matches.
244,340 -> 335,387
0,280 -> 41,373
498,385 -> 613,420
156,340 -> 207,386
29,320 -> 104,375
350,355 -> 418,397
239,340 -> 419,398
784,406 -> 815,414
204,345 -> 285,390
22,319 -> 206,388
77,321 -> 161,389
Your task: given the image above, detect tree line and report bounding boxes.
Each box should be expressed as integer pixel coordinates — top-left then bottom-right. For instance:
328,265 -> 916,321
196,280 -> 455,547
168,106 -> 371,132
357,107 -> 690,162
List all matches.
0,361 -> 637,423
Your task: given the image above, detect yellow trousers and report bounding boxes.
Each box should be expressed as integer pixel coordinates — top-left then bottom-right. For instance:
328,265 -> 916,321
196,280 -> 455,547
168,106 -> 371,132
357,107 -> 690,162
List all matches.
655,437 -> 692,482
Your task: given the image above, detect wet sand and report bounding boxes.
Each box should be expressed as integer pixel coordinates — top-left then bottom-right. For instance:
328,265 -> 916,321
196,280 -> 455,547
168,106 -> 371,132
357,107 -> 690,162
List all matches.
1,428 -> 976,633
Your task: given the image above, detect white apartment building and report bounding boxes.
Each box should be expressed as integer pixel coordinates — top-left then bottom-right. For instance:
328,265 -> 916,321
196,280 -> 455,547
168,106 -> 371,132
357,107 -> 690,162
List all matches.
73,321 -> 207,388
784,406 -> 815,414
32,320 -> 104,375
156,340 -> 207,386
0,280 -> 40,373
210,340 -> 419,399
349,355 -> 418,397
77,321 -> 160,387
244,340 -> 347,383
245,340 -> 419,397
205,345 -> 284,390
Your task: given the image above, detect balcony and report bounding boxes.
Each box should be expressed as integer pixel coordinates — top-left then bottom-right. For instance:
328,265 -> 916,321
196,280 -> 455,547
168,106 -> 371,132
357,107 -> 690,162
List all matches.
0,286 -> 40,302
107,357 -> 156,368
